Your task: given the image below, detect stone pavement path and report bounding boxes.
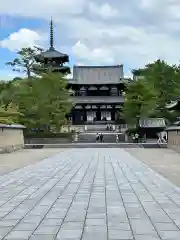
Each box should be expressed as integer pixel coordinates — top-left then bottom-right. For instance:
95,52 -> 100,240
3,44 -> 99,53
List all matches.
0,149 -> 180,239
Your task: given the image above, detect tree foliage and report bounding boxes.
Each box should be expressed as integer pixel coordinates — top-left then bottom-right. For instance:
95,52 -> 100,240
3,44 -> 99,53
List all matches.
133,59 -> 180,120
4,73 -> 73,131
0,78 -> 22,107
0,103 -> 21,124
123,80 -> 156,127
6,46 -> 43,78
1,45 -> 73,131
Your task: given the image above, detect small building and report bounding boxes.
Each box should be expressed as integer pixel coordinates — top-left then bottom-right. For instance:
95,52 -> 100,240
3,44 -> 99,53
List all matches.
165,99 -> 180,149
139,118 -> 166,139
166,125 -> 180,150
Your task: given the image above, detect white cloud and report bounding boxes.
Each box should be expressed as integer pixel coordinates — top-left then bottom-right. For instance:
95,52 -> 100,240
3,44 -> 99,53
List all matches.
0,0 -> 86,20
72,41 -> 114,64
0,28 -> 44,51
88,3 -> 119,19
1,0 -> 180,76
71,21 -> 180,68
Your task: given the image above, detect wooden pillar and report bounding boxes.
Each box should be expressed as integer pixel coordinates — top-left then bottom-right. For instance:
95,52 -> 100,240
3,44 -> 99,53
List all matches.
111,106 -> 115,120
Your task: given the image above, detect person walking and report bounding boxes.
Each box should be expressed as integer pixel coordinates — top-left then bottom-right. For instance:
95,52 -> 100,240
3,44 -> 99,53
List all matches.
116,134 -> 119,143
100,133 -> 103,143
132,134 -> 135,143
96,133 -> 99,142
74,133 -> 78,142
135,132 -> 139,143
157,131 -> 167,143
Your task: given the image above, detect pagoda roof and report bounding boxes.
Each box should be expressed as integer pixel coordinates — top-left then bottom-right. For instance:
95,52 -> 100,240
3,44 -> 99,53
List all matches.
36,19 -> 69,62
72,65 -> 124,84
38,48 -> 69,60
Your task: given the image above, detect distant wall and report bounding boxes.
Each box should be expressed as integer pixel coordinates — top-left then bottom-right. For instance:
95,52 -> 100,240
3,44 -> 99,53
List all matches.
0,124 -> 25,153
167,126 -> 180,151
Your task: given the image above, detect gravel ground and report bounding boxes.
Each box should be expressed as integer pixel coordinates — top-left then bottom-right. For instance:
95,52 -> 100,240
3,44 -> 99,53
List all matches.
126,148 -> 180,187
0,149 -> 63,176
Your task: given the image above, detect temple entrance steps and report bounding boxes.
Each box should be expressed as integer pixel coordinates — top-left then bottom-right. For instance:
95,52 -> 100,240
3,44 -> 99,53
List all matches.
77,132 -> 125,143
61,124 -> 128,133
85,125 -> 115,132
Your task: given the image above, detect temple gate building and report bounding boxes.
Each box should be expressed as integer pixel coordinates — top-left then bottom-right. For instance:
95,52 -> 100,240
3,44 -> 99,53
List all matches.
69,65 -> 128,125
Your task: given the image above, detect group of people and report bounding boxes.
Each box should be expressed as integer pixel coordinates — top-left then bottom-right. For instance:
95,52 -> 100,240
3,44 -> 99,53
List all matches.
106,124 -> 115,131
96,133 -> 120,143
132,133 -> 139,143
96,133 -> 104,142
106,124 -> 113,131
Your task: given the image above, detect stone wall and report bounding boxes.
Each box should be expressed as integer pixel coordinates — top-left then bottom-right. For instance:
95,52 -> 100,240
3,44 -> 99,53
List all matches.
166,126 -> 180,151
0,124 -> 25,153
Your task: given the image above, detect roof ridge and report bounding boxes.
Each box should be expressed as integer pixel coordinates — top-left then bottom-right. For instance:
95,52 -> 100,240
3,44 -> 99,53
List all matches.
73,65 -> 123,68
45,48 -> 67,55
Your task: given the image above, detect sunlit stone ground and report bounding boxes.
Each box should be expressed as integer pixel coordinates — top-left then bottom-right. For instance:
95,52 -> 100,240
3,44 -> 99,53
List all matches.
0,148 -> 180,239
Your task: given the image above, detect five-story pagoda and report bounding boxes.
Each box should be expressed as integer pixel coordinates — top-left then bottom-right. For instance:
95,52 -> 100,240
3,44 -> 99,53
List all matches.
36,18 -> 70,74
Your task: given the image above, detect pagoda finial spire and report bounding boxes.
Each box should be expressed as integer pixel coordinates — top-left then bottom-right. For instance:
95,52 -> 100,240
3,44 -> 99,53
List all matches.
50,17 -> 54,50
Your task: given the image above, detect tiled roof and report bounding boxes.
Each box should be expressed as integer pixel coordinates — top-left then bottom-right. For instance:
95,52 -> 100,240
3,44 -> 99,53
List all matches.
139,118 -> 166,128
0,124 -> 26,129
166,100 -> 178,109
72,65 -> 124,84
38,48 -> 69,60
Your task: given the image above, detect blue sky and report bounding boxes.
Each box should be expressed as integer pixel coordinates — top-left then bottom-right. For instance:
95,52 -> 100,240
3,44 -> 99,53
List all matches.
0,0 -> 180,80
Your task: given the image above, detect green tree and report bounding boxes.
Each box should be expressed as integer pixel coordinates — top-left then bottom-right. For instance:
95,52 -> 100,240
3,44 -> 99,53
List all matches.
0,81 -> 10,93
133,59 -> 180,120
6,46 -> 43,78
0,103 -> 22,124
0,78 -> 22,107
11,73 -> 72,131
123,80 -> 156,129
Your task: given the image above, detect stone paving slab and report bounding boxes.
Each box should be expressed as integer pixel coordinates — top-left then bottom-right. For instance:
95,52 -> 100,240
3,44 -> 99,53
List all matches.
0,149 -> 180,239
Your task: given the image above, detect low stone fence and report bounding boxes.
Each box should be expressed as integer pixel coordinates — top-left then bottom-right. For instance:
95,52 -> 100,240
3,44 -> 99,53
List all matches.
166,126 -> 180,151
0,124 -> 25,153
25,137 -> 73,145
